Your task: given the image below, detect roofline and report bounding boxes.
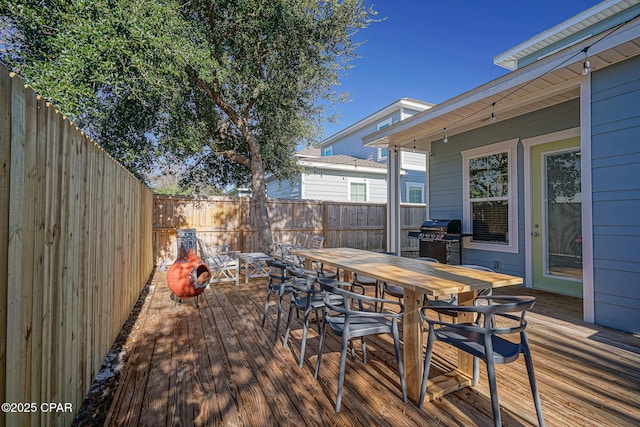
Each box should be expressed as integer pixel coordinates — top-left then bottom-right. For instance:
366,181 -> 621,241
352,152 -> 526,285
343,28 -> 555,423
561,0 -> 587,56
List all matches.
494,0 -> 638,70
299,160 -> 388,175
363,18 -> 640,147
321,98 -> 434,147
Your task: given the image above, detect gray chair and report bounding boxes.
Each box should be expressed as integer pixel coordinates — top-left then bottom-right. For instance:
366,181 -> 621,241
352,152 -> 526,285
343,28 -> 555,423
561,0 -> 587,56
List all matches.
352,272 -> 380,310
314,279 -> 407,412
419,295 -> 544,427
261,259 -> 294,343
283,266 -> 330,368
424,264 -> 494,321
381,255 -> 439,311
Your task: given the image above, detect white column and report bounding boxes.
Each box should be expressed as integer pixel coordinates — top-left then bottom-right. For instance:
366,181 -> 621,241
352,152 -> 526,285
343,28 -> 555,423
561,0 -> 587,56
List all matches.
581,70 -> 595,324
387,146 -> 401,255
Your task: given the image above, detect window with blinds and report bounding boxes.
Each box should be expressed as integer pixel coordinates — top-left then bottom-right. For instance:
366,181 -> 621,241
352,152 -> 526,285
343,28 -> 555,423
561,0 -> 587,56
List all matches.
462,139 -> 519,253
469,153 -> 509,243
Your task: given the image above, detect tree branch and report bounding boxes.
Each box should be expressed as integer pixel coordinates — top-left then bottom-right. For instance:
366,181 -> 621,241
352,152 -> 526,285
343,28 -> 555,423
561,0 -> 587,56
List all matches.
219,150 -> 251,168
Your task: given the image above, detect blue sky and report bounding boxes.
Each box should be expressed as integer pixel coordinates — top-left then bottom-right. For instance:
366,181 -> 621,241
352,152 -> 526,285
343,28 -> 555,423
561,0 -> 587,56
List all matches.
319,0 -> 601,140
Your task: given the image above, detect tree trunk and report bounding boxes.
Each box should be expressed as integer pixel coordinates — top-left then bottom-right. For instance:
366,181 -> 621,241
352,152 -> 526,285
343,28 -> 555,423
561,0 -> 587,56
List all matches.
247,135 -> 273,254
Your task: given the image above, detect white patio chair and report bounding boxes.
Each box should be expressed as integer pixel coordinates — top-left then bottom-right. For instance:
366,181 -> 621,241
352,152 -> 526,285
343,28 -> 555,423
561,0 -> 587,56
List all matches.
197,238 -> 240,284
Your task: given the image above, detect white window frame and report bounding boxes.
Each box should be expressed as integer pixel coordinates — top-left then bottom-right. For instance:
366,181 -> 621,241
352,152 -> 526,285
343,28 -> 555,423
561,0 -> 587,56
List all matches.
377,118 -> 392,161
462,138 -> 519,253
405,182 -> 425,204
347,178 -> 368,202
324,146 -> 333,156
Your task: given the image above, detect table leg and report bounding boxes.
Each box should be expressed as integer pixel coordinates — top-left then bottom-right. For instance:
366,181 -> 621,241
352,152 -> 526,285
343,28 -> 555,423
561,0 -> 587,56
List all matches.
420,289 -> 474,403
455,290 -> 475,378
403,288 -> 423,404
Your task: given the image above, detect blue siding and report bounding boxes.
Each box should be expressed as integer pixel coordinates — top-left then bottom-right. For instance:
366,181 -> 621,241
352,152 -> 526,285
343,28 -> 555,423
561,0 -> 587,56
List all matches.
591,54 -> 640,333
428,100 -> 579,278
324,111 -> 402,162
267,176 -> 301,199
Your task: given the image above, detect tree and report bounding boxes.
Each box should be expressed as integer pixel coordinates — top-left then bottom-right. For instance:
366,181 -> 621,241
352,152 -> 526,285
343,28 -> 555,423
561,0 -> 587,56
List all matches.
1,0 -> 376,253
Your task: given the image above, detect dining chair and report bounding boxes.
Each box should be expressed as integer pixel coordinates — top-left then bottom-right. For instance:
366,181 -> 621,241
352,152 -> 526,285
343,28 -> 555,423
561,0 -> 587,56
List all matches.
261,259 -> 294,343
424,264 -> 494,322
274,233 -> 309,261
419,295 -> 544,427
380,255 -> 439,311
283,266 -> 328,368
314,279 -> 407,412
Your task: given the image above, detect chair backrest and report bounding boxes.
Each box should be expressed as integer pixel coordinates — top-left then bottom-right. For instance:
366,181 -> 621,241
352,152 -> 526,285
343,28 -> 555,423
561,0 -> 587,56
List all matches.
293,233 -> 309,247
418,257 -> 440,263
308,235 -> 324,249
319,280 -> 403,316
458,264 -> 494,272
473,295 -> 536,333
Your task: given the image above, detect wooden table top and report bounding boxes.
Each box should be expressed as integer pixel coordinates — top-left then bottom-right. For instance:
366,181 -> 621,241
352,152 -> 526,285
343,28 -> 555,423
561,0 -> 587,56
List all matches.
290,247 -> 523,296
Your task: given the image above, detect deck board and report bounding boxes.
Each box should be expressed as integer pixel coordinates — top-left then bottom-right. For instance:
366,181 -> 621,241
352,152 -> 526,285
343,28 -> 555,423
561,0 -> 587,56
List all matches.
102,270 -> 640,426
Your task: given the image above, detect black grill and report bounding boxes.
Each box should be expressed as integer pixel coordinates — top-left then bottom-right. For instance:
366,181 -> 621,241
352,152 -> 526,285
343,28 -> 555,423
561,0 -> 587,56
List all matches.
408,219 -> 462,263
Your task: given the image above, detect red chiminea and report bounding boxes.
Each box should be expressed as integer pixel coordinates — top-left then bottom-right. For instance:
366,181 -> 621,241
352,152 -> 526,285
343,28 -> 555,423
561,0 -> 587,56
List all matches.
167,229 -> 211,302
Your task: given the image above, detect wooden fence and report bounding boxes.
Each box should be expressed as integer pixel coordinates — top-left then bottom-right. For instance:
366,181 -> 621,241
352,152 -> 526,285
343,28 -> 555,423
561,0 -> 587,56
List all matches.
154,195 -> 426,263
0,64 -> 154,426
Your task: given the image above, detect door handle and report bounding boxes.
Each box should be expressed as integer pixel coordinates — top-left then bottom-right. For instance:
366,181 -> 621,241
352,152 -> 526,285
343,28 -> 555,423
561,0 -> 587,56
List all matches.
531,231 -> 539,237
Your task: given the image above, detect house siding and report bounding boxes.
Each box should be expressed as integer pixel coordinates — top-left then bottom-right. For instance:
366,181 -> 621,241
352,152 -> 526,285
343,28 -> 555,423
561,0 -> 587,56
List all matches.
591,54 -> 640,333
401,151 -> 427,171
428,100 -> 579,277
267,177 -> 301,199
324,110 -> 403,162
301,170 -> 387,203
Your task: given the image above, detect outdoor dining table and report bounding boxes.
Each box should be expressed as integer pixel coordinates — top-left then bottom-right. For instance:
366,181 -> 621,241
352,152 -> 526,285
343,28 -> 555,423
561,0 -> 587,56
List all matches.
289,247 -> 524,405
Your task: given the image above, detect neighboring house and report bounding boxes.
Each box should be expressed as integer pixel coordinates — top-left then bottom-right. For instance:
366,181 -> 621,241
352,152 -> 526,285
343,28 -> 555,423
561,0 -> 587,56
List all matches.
266,148 -> 388,202
364,0 -> 640,333
265,98 -> 433,202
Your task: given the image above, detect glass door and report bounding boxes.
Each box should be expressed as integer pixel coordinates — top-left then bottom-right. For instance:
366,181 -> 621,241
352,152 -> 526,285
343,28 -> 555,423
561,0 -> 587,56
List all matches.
531,138 -> 583,296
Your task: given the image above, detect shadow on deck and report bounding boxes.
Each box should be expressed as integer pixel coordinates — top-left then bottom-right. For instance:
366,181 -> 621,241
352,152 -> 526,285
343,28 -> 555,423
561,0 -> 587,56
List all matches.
82,269 -> 640,426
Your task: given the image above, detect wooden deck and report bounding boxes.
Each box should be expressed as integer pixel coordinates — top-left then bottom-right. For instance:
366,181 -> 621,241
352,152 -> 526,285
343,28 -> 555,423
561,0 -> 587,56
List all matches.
103,269 -> 640,426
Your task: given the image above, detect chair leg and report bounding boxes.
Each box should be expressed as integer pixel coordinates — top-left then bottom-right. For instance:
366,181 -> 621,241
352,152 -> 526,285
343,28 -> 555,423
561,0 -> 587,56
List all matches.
473,356 -> 480,387
392,321 -> 407,403
261,288 -> 272,327
419,326 -> 435,408
335,330 -> 351,412
274,295 -> 284,344
522,336 -> 545,426
283,298 -> 295,348
485,353 -> 502,427
314,317 -> 328,379
361,337 -> 366,364
298,308 -> 311,368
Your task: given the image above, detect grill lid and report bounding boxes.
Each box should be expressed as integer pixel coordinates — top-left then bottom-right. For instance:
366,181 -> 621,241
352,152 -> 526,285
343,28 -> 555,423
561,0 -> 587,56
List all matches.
420,219 -> 461,234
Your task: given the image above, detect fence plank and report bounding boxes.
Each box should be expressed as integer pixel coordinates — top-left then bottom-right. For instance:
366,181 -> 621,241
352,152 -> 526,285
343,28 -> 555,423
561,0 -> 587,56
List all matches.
0,64 -> 11,424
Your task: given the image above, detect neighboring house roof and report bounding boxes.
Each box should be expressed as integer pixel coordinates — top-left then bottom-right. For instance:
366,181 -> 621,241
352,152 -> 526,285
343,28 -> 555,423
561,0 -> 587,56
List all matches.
299,154 -> 388,174
494,0 -> 640,70
321,97 -> 434,147
296,147 -> 321,158
364,1 -> 640,150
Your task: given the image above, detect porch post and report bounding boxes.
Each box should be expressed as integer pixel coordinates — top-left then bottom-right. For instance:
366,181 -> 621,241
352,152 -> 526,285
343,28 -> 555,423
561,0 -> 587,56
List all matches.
387,146 -> 401,255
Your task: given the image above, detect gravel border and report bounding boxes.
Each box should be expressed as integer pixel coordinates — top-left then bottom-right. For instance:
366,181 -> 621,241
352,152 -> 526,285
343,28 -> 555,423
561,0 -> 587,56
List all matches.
72,273 -> 155,426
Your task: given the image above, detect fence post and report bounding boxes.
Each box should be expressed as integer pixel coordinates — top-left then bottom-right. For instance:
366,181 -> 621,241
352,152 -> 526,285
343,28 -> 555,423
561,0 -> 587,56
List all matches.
323,201 -> 329,247
238,197 -> 245,253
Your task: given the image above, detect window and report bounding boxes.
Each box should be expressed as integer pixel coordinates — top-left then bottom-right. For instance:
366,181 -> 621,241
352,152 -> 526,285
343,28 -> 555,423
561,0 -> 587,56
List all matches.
462,139 -> 518,253
324,146 -> 333,156
406,182 -> 425,203
349,182 -> 367,202
377,119 -> 392,161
